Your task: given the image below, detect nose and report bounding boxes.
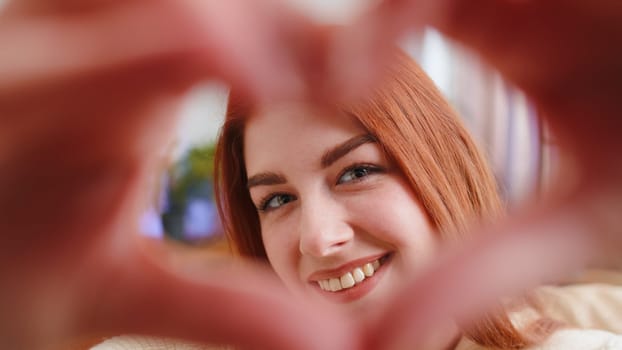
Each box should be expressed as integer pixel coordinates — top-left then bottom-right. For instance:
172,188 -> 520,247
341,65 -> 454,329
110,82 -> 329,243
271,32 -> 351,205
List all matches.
298,194 -> 353,257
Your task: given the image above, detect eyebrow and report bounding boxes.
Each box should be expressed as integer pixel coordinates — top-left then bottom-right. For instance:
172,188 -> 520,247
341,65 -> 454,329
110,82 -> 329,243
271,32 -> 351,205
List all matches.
247,172 -> 286,189
246,133 -> 377,190
321,134 -> 377,168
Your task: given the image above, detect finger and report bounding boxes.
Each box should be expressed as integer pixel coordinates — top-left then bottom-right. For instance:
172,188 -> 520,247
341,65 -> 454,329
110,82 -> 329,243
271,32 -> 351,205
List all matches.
366,192 -> 609,350
0,0 -> 308,102
77,241 -> 357,350
322,0 -> 442,103
0,1 -> 207,94
0,83 -> 177,349
0,0 -> 318,249
363,0 -> 622,91
354,0 -> 622,166
426,0 -> 622,168
0,80 -> 178,247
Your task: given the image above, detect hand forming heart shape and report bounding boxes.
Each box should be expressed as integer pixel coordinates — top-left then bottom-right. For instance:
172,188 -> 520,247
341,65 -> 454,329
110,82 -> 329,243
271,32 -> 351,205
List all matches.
0,0 -> 620,349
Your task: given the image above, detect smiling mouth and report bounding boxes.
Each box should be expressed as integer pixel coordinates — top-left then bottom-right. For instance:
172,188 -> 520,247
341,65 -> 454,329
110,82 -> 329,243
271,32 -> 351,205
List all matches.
314,253 -> 392,293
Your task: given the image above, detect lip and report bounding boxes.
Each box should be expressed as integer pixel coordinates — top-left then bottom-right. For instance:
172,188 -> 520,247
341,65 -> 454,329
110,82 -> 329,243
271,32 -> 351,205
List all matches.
308,253 -> 393,303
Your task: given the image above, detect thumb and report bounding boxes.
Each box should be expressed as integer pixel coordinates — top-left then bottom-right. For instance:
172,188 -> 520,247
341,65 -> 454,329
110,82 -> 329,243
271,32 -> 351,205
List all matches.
78,241 -> 358,350
367,193 -> 602,350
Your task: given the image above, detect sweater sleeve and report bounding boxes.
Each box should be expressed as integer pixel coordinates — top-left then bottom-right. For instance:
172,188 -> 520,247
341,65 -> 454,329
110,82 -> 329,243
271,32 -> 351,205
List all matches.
453,329 -> 622,350
530,329 -> 622,350
89,335 -> 231,350
533,282 -> 622,333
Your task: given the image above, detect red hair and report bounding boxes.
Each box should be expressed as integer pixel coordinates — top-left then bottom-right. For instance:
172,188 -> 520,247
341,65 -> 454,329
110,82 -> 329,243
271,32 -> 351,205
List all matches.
214,50 -> 553,348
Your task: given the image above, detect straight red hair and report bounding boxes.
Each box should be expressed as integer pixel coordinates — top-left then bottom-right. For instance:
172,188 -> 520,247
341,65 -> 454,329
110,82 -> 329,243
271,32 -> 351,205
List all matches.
214,50 -> 553,349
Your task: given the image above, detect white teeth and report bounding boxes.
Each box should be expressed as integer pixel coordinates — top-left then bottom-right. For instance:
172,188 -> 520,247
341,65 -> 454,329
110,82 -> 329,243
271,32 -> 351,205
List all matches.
323,280 -> 331,291
363,263 -> 375,277
329,278 -> 342,292
316,258 -> 384,293
318,280 -> 328,291
340,273 -> 355,289
352,268 -> 366,283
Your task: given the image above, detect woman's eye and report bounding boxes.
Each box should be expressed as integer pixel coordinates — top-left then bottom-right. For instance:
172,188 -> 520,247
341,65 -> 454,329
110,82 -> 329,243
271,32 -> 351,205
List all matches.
337,165 -> 381,184
260,193 -> 295,211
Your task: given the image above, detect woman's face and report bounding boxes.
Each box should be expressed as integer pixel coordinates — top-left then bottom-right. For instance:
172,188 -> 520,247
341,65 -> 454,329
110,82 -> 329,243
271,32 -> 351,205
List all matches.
244,106 -> 438,316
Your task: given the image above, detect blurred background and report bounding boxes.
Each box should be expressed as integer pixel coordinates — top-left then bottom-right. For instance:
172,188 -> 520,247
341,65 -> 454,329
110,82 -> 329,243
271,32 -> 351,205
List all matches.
133,0 -> 560,249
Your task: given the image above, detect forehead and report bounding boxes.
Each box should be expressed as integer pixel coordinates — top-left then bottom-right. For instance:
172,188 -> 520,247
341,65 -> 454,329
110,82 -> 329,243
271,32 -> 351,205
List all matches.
243,105 -> 368,170
247,104 -> 364,138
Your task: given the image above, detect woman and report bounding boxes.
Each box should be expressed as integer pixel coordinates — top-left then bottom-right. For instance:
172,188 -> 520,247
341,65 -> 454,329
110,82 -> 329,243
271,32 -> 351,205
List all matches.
213,50 -> 552,349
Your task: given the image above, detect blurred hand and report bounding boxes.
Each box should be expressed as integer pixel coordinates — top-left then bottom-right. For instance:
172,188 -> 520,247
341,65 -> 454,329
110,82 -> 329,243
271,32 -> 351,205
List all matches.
0,1 -> 354,349
2,0 -> 621,349
330,0 -> 622,348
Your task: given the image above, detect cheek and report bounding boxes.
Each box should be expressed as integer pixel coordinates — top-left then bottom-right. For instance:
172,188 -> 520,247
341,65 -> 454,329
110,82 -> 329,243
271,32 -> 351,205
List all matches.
260,222 -> 299,283
351,184 -> 437,255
